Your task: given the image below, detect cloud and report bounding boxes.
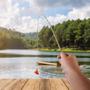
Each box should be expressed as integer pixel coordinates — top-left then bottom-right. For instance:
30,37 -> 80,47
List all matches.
29,0 -> 90,15
0,0 -> 90,33
43,15 -> 67,26
68,6 -> 90,20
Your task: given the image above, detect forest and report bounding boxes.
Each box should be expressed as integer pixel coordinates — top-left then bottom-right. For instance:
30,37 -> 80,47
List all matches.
39,18 -> 90,50
0,18 -> 90,50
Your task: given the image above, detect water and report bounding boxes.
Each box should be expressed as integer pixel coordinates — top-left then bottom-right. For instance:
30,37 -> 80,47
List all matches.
0,49 -> 90,56
0,49 -> 90,79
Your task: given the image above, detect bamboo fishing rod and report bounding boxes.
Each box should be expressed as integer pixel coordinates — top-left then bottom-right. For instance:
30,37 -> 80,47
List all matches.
43,16 -> 62,51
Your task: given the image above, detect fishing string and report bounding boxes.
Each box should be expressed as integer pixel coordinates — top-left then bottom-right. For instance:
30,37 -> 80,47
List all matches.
43,16 -> 62,51
37,18 -> 39,49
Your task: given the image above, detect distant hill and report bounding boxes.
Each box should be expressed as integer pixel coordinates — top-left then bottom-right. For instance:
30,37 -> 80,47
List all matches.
0,27 -> 38,49
25,32 -> 38,40
0,27 -> 26,49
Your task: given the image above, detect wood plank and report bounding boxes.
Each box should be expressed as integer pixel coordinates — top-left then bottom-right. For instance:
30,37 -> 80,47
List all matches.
0,79 -> 13,89
3,80 -> 27,90
0,79 -> 72,90
49,79 -> 70,90
39,79 -> 51,90
2,80 -> 19,90
22,79 -> 41,90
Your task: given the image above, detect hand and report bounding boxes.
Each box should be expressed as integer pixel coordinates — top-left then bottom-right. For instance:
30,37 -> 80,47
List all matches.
58,52 -> 90,90
58,52 -> 81,76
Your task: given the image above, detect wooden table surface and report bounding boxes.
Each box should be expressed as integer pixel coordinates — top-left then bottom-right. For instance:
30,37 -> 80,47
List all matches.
0,79 -> 72,90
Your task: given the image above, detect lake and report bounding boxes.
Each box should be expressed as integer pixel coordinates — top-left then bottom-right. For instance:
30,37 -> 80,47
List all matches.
0,49 -> 90,79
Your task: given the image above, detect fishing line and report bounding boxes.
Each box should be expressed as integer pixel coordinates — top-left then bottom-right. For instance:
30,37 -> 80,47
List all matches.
43,16 -> 62,51
37,18 -> 39,49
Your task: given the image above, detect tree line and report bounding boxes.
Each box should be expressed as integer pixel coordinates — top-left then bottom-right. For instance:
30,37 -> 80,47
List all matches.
39,18 -> 90,50
0,18 -> 90,50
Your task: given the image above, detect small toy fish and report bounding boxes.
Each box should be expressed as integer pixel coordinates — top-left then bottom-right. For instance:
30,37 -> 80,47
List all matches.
34,69 -> 39,75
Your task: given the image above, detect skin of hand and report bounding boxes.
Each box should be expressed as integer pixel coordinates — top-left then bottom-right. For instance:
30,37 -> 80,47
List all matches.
58,52 -> 81,76
58,52 -> 90,90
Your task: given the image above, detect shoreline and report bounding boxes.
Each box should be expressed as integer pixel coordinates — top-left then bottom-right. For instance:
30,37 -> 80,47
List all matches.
35,48 -> 90,53
0,48 -> 90,53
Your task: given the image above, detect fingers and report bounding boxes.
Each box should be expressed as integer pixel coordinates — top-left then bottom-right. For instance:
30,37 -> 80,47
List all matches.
57,52 -> 69,59
58,52 -> 75,59
58,52 -> 81,77
60,52 -> 69,58
58,52 -> 77,66
58,52 -> 69,66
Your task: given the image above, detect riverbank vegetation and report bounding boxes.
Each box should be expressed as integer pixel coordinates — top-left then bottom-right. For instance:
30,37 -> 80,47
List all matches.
39,18 -> 90,50
0,18 -> 90,51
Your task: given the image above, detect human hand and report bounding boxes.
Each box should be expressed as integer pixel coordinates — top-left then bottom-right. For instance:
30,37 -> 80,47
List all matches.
58,52 -> 81,76
58,53 -> 90,90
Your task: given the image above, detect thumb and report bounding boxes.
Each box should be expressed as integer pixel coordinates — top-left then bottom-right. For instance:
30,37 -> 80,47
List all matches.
58,52 -> 69,65
60,52 -> 69,59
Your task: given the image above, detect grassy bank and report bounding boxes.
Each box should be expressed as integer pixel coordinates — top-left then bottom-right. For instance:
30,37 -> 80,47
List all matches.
37,48 -> 90,53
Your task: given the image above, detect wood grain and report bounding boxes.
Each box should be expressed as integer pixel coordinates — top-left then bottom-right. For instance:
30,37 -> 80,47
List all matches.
0,79 -> 72,90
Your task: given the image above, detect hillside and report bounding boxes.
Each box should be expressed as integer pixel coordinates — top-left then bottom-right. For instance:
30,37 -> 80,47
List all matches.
0,18 -> 90,50
0,27 -> 26,49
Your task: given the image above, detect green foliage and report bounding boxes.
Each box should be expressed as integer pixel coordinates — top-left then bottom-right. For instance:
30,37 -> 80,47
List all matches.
0,18 -> 90,50
39,18 -> 90,50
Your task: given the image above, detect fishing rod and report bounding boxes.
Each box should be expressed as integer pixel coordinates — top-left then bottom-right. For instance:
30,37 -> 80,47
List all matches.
43,16 -> 62,51
43,16 -> 69,58
37,18 -> 39,49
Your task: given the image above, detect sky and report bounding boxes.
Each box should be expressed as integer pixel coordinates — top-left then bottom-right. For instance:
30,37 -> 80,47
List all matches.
0,0 -> 90,33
